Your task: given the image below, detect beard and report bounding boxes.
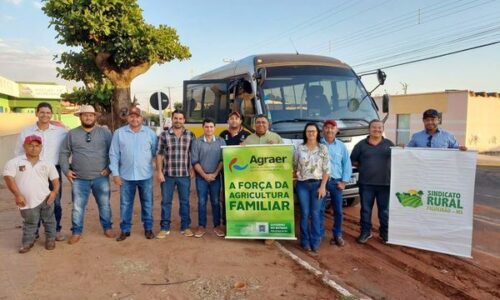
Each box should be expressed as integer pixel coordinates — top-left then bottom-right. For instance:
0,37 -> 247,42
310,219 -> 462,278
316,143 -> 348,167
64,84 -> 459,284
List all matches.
82,122 -> 96,129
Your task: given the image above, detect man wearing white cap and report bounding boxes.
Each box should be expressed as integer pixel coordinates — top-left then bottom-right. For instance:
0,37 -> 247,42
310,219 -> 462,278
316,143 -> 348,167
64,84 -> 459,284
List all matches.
59,105 -> 114,244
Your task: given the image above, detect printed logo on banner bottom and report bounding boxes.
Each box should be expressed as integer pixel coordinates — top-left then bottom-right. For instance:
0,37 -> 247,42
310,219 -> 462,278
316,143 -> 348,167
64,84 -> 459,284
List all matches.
396,190 -> 424,208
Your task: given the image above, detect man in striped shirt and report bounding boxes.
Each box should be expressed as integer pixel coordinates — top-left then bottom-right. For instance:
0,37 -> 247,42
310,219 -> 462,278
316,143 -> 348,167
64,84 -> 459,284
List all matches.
156,110 -> 196,238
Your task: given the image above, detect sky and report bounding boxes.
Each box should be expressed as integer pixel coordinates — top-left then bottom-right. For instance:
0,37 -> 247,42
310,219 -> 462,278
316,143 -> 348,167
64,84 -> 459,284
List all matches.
1,0 -> 499,110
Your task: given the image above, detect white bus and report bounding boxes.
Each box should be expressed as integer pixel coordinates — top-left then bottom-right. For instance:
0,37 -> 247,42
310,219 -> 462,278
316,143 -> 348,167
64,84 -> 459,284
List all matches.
183,53 -> 389,207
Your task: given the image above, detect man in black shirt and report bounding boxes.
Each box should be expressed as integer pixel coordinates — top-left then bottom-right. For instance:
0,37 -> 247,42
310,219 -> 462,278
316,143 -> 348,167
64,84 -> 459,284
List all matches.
219,111 -> 251,146
350,120 -> 394,244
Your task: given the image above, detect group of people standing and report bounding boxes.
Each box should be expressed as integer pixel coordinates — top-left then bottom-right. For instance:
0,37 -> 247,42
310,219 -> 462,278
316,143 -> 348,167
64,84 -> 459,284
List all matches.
3,101 -> 464,255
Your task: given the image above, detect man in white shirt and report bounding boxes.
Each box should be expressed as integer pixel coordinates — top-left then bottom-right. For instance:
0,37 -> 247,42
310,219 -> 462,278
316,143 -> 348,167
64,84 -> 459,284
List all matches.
4,135 -> 60,253
15,102 -> 67,241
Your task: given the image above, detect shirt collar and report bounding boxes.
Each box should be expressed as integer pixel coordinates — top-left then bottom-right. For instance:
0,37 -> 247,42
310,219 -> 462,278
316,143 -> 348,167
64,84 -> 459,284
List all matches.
425,128 -> 441,135
321,137 -> 337,145
33,123 -> 56,132
126,125 -> 145,133
202,135 -> 216,143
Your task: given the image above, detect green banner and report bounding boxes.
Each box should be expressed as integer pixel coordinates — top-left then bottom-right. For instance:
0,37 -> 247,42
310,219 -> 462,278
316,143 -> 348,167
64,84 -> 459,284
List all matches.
223,144 -> 296,239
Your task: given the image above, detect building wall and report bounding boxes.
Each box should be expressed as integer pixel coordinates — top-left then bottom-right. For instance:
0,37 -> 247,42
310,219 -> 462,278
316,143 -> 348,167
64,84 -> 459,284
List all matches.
465,93 -> 500,152
375,91 -> 468,146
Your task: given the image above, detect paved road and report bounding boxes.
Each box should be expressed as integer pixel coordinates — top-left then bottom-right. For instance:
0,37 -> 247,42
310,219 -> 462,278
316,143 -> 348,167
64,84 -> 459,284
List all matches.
475,166 -> 500,209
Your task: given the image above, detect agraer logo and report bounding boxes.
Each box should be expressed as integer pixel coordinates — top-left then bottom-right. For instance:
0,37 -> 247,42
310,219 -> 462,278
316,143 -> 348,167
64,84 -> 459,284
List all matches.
396,189 -> 423,208
229,158 -> 249,172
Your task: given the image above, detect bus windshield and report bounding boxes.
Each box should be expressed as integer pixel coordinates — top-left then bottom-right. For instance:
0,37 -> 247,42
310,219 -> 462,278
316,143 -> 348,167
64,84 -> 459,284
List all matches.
261,66 -> 378,132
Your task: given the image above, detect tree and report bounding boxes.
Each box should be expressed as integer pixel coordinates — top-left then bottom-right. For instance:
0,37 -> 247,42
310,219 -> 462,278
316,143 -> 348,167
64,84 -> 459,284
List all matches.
43,0 -> 191,129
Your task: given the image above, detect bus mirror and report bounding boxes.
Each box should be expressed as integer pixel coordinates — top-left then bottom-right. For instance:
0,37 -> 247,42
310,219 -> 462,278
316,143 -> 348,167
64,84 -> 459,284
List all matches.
382,94 -> 390,113
377,69 -> 387,85
255,68 -> 267,86
348,98 -> 360,112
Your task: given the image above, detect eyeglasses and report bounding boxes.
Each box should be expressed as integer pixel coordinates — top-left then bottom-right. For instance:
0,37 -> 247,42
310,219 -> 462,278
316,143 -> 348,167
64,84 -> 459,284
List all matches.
86,132 -> 91,143
426,135 -> 432,147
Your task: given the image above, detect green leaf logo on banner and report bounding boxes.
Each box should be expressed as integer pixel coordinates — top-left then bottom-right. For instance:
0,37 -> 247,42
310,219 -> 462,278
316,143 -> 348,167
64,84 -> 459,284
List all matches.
396,190 -> 424,208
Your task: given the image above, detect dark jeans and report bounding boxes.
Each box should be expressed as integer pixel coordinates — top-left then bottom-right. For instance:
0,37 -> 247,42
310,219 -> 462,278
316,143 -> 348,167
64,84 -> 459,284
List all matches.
119,178 -> 154,233
44,165 -> 62,232
20,200 -> 56,246
325,178 -> 344,238
160,176 -> 191,231
359,184 -> 390,239
195,175 -> 221,228
296,180 -> 323,250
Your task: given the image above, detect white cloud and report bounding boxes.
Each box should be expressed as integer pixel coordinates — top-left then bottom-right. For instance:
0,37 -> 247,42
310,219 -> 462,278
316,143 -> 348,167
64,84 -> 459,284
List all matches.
32,0 -> 42,9
4,0 -> 23,5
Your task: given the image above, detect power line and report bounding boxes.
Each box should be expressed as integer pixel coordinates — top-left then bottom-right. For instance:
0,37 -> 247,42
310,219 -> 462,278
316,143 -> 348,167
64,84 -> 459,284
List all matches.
357,40 -> 500,75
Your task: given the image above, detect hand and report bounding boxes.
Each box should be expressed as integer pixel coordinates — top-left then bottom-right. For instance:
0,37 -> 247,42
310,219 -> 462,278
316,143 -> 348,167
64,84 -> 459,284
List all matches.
15,194 -> 26,208
459,146 -> 468,151
267,141 -> 275,144
157,171 -> 165,183
46,191 -> 57,205
205,173 -> 216,182
189,168 -> 195,179
337,181 -> 346,190
100,169 -> 111,176
397,144 -> 406,148
317,185 -> 326,199
66,170 -> 77,183
113,176 -> 123,186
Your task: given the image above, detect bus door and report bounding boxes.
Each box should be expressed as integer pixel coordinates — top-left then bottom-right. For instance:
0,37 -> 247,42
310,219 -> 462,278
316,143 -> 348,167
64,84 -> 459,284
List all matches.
183,80 -> 230,137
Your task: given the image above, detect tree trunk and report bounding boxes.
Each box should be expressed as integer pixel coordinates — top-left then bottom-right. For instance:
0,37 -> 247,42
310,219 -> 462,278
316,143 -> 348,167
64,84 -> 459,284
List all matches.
111,86 -> 131,130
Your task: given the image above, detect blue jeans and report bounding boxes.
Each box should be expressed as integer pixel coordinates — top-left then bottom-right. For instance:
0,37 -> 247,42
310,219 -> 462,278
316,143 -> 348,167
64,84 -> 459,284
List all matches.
359,184 -> 390,239
160,176 -> 191,231
324,178 -> 343,239
296,180 -> 323,250
196,175 -> 221,228
71,176 -> 112,235
120,178 -> 154,233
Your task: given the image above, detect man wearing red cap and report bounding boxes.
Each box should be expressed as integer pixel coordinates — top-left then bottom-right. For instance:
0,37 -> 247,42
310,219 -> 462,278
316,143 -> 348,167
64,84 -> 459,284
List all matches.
15,102 -> 67,241
4,135 -> 60,253
321,119 -> 352,247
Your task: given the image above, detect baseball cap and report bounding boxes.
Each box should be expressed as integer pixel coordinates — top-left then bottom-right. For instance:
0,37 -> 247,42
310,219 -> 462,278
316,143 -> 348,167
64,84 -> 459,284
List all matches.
228,111 -> 241,119
423,109 -> 439,119
128,106 -> 142,117
24,135 -> 42,145
323,119 -> 337,127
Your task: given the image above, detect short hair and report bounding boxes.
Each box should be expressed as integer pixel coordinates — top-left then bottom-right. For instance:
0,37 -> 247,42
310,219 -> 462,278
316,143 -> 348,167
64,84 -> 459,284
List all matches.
368,119 -> 384,128
172,109 -> 185,118
254,114 -> 269,122
202,118 -> 215,126
302,122 -> 321,145
36,102 -> 53,113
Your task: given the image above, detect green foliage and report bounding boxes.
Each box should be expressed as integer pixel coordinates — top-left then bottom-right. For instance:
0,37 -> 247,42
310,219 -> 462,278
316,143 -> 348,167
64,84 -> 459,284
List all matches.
43,0 -> 191,70
62,81 -> 114,112
55,50 -> 104,85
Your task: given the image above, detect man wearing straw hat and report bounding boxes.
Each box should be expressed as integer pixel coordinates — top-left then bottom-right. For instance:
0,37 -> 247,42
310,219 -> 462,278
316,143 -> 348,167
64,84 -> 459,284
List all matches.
59,105 -> 114,244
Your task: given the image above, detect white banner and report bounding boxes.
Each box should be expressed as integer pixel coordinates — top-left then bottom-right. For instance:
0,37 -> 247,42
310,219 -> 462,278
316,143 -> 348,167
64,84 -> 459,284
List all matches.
389,148 -> 477,258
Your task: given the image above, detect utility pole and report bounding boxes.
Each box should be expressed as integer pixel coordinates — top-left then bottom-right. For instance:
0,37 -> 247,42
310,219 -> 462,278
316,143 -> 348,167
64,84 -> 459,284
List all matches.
400,82 -> 409,94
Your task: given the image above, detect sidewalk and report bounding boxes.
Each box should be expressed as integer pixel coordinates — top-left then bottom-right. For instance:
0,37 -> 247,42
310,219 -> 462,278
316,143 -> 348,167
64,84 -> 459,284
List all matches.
477,154 -> 500,167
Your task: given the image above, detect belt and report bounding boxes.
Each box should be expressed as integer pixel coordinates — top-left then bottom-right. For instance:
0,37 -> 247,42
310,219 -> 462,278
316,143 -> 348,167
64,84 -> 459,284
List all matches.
303,179 -> 320,183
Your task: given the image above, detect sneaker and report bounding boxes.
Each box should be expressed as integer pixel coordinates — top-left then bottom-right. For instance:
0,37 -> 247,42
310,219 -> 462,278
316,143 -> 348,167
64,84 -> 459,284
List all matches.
356,232 -> 373,244
45,240 -> 56,250
301,245 -> 312,252
55,232 -> 66,242
330,236 -> 345,247
380,235 -> 389,244
213,227 -> 225,237
156,230 -> 171,239
194,227 -> 206,238
18,243 -> 34,254
181,228 -> 194,237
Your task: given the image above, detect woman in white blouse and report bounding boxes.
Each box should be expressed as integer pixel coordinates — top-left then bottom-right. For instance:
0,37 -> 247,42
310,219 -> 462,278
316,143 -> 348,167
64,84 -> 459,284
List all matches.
294,122 -> 330,252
